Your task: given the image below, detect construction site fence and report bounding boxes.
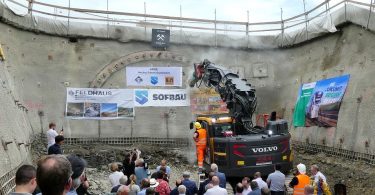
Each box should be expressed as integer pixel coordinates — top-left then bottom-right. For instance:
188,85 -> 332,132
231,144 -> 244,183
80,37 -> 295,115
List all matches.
292,140 -> 375,165
64,137 -> 190,147
3,0 -> 375,37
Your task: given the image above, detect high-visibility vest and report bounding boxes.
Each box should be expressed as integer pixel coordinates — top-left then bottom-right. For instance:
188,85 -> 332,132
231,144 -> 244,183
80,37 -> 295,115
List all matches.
195,128 -> 207,146
293,174 -> 310,195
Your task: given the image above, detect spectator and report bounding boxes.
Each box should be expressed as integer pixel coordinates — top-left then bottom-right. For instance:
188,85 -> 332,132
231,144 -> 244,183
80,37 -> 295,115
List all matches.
117,185 -> 130,195
123,150 -> 140,179
146,187 -> 156,195
178,185 -> 186,195
128,174 -> 141,195
155,171 -> 171,195
152,167 -> 168,182
289,163 -> 310,195
235,183 -> 244,195
156,159 -> 171,177
47,122 -> 62,150
304,185 -> 314,195
36,155 -> 73,195
210,163 -> 226,188
242,177 -> 252,195
181,172 -> 198,195
76,173 -> 90,195
261,188 -> 271,195
198,171 -> 215,195
10,165 -> 37,195
266,164 -> 285,195
138,178 -> 150,195
204,176 -> 227,195
171,179 -> 182,195
111,175 -> 128,193
109,163 -> 125,188
48,135 -> 64,155
310,165 -> 327,183
253,172 -> 268,190
312,177 -> 332,195
135,158 -> 149,185
66,155 -> 87,195
248,181 -> 261,195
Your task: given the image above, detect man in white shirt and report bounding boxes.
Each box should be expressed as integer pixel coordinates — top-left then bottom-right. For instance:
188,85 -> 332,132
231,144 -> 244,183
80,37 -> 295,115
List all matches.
310,165 -> 327,183
109,163 -> 124,187
253,172 -> 268,190
204,176 -> 227,195
47,122 -> 63,149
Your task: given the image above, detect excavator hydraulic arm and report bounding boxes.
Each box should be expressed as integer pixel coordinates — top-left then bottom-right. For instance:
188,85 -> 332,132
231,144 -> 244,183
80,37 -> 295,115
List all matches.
189,59 -> 257,130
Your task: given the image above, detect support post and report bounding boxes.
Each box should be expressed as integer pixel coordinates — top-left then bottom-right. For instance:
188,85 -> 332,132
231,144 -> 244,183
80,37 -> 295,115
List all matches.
67,0 -> 71,35
367,0 -> 374,29
27,0 -> 33,14
345,0 -> 347,21
303,0 -> 308,40
214,9 -> 217,48
280,8 -> 284,47
180,4 -> 182,43
246,10 -> 249,48
107,0 -> 109,38
144,2 -> 147,40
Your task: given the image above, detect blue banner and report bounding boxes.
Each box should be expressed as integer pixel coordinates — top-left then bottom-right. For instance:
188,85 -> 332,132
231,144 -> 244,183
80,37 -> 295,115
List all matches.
305,75 -> 350,127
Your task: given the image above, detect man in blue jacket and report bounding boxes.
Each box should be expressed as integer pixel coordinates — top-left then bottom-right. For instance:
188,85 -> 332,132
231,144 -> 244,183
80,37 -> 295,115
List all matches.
211,163 -> 226,188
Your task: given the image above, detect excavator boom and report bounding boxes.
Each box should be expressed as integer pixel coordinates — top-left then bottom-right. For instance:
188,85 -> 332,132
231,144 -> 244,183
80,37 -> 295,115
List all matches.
189,59 -> 257,130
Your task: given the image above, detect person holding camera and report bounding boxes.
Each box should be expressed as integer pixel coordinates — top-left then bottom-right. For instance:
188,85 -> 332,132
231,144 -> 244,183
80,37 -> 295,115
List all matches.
123,149 -> 141,179
135,158 -> 149,185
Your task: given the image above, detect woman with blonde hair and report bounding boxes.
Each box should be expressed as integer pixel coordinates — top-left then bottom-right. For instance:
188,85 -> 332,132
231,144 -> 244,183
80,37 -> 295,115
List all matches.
128,174 -> 140,195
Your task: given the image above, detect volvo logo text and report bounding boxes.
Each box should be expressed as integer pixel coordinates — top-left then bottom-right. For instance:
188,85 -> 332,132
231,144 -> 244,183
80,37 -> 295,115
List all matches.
252,146 -> 278,153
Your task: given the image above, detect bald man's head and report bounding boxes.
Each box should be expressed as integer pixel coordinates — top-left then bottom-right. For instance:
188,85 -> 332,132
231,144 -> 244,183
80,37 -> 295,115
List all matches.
37,155 -> 72,195
254,172 -> 261,178
161,159 -> 167,166
211,176 -> 220,186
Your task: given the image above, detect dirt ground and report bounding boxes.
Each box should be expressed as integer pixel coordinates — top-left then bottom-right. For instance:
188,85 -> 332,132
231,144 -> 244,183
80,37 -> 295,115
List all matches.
31,139 -> 375,195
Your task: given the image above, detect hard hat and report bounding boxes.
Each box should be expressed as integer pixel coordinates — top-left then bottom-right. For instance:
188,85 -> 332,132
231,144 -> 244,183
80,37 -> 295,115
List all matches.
297,163 -> 306,174
194,122 -> 202,129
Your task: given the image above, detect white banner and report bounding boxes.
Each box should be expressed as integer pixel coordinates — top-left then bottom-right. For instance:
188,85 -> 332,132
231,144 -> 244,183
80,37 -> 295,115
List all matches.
66,88 -> 134,120
126,67 -> 182,87
134,89 -> 190,107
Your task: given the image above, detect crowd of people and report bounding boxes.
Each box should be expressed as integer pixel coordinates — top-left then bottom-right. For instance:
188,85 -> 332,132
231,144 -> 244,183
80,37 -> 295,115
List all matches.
9,149 -> 332,195
7,122 -> 333,195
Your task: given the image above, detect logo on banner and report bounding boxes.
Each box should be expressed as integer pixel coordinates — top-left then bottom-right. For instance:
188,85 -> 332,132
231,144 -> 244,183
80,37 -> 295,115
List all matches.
68,90 -> 75,96
134,76 -> 143,84
165,76 -> 174,85
135,90 -> 149,105
151,76 -> 158,85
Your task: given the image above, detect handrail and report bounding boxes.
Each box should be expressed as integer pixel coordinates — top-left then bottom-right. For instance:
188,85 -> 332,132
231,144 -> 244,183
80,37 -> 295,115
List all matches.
2,0 -> 374,40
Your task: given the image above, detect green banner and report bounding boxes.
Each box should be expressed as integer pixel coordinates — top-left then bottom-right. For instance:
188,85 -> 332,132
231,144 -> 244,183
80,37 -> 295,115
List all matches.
293,82 -> 316,127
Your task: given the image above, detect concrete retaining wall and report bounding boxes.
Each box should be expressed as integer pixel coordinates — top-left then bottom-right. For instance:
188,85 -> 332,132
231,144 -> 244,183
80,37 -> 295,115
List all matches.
0,14 -> 375,182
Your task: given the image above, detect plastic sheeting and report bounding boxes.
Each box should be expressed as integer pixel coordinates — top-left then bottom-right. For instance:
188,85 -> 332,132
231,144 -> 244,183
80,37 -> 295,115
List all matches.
3,0 -> 28,16
0,1 -> 374,48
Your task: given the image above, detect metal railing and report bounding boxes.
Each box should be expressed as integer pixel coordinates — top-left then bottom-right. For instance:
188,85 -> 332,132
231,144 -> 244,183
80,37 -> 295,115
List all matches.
2,0 -> 375,46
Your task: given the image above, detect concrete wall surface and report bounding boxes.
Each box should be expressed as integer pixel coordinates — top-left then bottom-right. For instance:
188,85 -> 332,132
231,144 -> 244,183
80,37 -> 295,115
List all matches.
0,19 -> 375,157
0,59 -> 33,177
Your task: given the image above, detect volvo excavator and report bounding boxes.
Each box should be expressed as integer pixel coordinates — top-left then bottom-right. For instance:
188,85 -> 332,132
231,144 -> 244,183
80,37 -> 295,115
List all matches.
189,59 -> 293,186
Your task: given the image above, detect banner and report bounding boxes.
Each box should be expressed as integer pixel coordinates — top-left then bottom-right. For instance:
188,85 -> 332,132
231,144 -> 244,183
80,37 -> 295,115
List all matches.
126,67 -> 182,87
294,75 -> 350,127
66,88 -> 134,119
293,82 -> 316,127
134,89 -> 189,107
190,88 -> 229,114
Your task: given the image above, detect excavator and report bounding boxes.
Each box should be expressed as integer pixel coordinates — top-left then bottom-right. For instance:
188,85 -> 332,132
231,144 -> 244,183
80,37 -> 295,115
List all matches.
189,59 -> 293,185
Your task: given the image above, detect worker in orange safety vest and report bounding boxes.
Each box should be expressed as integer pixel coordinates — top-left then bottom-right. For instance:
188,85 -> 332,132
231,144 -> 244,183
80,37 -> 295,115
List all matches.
193,122 -> 207,171
289,163 -> 311,195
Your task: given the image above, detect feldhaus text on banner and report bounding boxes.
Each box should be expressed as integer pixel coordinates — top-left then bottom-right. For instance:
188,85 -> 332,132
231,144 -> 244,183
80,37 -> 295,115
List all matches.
126,67 -> 182,87
66,88 -> 134,119
134,89 -> 189,107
